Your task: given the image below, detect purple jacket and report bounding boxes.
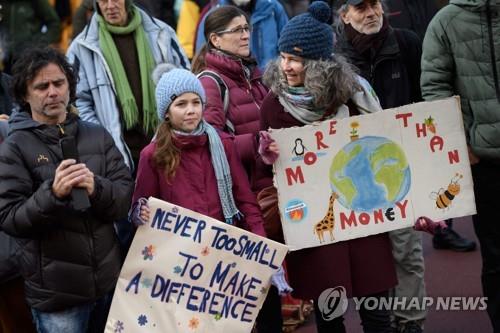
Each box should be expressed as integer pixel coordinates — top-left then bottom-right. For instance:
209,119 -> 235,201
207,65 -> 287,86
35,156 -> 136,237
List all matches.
257,92 -> 397,299
200,51 -> 268,189
133,132 -> 266,237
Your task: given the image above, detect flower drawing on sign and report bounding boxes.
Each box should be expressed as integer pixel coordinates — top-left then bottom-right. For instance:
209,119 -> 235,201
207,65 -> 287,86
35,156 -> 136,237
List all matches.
138,314 -> 148,326
173,265 -> 182,274
114,320 -> 124,333
188,317 -> 200,330
141,245 -> 155,260
172,206 -> 179,214
350,121 -> 359,141
214,313 -> 222,321
201,246 -> 210,256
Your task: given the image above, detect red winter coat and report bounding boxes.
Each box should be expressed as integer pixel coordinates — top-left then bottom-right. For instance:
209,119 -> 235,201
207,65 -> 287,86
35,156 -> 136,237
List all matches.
200,51 -> 268,190
133,132 -> 266,237
257,92 -> 397,299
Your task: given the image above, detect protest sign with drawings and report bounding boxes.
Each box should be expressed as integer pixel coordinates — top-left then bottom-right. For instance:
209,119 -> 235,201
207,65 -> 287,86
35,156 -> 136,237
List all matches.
270,97 -> 476,251
105,197 -> 288,333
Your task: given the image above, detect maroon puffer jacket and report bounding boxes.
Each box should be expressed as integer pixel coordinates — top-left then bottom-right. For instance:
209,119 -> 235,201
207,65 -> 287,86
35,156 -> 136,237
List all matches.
200,51 -> 268,190
132,132 -> 266,237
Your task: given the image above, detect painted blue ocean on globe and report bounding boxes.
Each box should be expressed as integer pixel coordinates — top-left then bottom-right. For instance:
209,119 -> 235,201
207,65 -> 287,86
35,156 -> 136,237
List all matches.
329,136 -> 411,212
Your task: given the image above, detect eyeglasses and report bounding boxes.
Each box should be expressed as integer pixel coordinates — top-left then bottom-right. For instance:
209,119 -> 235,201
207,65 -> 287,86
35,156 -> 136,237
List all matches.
97,0 -> 120,4
216,25 -> 252,36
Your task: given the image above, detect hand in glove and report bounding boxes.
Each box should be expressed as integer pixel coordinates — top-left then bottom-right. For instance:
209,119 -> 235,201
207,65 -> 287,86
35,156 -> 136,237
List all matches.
414,216 -> 448,235
271,265 -> 293,295
258,131 -> 280,165
130,197 -> 150,226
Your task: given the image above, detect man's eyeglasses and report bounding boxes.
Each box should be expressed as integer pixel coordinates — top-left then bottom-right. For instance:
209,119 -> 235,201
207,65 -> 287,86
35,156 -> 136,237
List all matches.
216,26 -> 252,36
97,0 -> 120,4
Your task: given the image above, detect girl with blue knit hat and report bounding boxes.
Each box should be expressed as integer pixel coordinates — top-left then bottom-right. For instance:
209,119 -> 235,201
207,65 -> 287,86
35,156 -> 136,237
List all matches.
130,64 -> 264,229
255,1 -> 396,332
129,65 -> 292,307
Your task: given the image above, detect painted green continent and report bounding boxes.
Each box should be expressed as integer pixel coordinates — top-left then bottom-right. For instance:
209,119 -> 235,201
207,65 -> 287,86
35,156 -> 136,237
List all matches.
370,142 -> 408,201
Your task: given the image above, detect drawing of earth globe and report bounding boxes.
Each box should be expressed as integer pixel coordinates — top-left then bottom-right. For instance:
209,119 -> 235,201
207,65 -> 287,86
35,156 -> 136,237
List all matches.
329,136 -> 411,212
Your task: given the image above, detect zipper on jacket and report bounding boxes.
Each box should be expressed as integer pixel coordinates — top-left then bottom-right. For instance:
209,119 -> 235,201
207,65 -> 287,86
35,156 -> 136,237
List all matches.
38,240 -> 44,288
57,124 -> 65,136
245,77 -> 262,111
240,64 -> 262,111
369,51 -> 400,85
84,215 -> 98,297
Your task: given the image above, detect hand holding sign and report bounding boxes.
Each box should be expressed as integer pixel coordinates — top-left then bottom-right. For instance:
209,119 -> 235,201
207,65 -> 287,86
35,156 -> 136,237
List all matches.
106,197 -> 288,333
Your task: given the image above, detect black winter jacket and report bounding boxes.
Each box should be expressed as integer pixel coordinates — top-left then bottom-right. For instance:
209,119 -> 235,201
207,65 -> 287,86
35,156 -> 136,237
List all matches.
0,111 -> 134,311
385,0 -> 439,41
338,28 -> 423,109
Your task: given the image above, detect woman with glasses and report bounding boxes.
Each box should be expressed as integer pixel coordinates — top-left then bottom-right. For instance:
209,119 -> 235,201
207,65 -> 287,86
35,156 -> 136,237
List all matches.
192,6 -> 284,333
192,6 -> 269,193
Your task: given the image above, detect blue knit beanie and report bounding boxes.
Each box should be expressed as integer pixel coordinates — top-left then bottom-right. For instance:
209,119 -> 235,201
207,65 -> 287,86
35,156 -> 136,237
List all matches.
278,1 -> 334,60
153,64 -> 206,120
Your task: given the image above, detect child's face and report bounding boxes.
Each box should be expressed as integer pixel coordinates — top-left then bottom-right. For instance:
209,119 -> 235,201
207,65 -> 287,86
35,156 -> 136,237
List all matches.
167,92 -> 203,133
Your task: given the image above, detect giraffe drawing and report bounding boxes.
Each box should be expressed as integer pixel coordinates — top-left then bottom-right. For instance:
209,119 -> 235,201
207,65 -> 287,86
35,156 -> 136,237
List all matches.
313,192 -> 339,243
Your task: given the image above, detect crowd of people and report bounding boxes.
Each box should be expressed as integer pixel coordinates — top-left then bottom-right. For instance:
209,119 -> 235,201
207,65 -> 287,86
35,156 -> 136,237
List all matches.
0,0 -> 498,333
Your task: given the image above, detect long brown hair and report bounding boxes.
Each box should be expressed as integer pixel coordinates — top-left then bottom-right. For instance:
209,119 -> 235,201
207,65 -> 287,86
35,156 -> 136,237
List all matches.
153,120 -> 180,181
191,5 -> 249,73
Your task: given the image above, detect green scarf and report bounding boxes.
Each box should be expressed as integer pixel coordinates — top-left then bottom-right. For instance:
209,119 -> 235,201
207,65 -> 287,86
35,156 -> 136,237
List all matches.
98,7 -> 157,133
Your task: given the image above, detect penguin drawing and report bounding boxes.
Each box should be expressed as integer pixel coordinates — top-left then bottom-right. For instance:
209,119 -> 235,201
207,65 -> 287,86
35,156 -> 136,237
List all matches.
292,138 -> 306,156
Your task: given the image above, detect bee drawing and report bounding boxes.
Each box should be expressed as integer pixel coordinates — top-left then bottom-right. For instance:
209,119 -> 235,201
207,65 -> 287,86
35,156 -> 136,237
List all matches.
430,173 -> 463,210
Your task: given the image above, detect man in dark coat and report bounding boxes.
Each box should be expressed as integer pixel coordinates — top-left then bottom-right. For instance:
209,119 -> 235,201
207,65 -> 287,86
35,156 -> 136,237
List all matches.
0,47 -> 134,333
336,1 -> 426,332
384,0 -> 476,253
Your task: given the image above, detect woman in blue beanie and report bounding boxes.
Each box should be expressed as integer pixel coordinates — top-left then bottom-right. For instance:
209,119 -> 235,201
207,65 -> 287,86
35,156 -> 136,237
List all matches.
255,2 -> 396,332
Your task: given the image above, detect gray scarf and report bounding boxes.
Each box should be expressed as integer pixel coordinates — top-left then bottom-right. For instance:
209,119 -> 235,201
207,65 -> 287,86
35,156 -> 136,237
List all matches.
174,120 -> 242,224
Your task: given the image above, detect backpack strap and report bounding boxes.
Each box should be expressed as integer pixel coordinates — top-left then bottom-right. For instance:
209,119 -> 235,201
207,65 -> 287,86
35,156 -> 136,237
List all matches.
197,70 -> 235,133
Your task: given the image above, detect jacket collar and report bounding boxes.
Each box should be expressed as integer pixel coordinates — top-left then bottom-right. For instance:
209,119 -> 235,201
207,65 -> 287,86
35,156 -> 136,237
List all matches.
172,133 -> 208,150
338,28 -> 400,67
205,50 -> 262,82
9,109 -> 80,145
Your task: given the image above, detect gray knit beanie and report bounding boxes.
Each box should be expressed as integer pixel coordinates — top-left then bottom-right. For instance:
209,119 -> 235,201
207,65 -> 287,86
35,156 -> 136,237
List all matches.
152,64 -> 206,120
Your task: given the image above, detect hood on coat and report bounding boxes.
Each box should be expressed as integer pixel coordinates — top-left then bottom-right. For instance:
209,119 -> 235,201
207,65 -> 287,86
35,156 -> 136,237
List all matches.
450,0 -> 499,10
9,106 -> 80,134
449,0 -> 500,102
8,110 -> 43,134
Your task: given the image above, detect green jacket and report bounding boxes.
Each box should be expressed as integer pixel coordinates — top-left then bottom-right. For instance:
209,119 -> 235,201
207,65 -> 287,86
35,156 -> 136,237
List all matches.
421,0 -> 500,160
0,0 -> 61,56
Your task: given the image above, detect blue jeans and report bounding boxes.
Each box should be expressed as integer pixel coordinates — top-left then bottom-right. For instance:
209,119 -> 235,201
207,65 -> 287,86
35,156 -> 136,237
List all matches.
31,293 -> 112,333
